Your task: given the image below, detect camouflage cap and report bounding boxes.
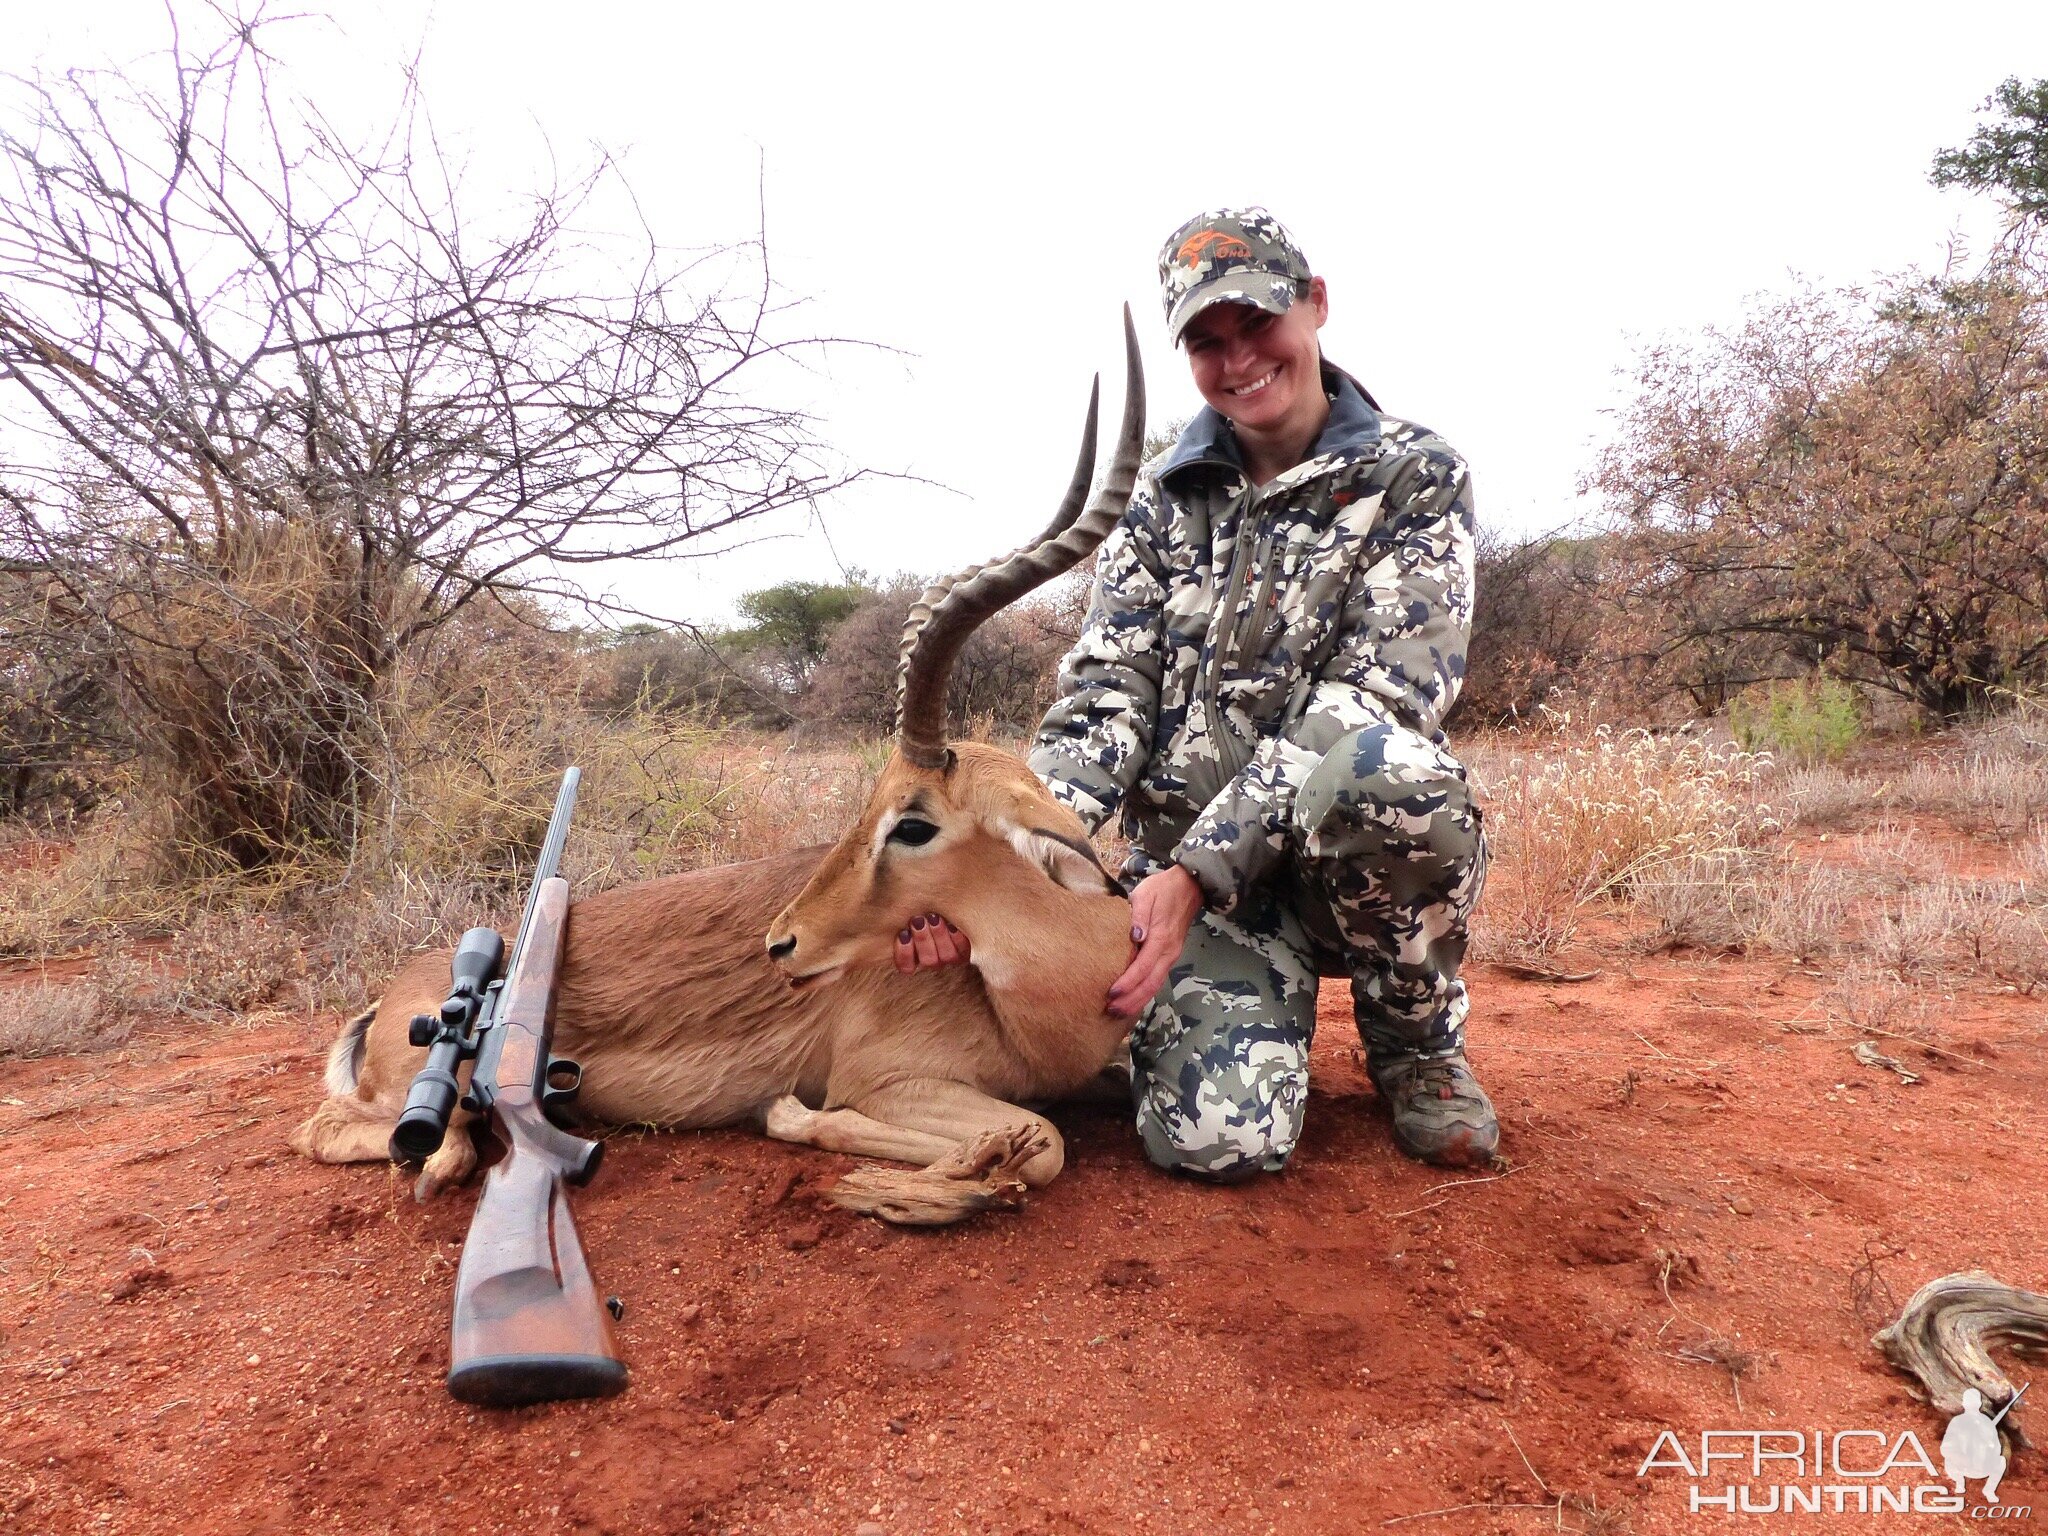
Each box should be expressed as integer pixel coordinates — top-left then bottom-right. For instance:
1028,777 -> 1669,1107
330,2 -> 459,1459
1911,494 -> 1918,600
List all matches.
1158,207 -> 1311,346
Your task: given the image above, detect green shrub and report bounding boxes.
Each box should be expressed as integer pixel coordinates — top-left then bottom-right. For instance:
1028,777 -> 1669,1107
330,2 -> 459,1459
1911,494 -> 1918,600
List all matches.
1730,677 -> 1864,764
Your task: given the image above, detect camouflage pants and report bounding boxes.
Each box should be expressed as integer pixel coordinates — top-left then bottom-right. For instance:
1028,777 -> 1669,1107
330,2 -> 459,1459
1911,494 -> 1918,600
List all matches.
1130,723 -> 1486,1180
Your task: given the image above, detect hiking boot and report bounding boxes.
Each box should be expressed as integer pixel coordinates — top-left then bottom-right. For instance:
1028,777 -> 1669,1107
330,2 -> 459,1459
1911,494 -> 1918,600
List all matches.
1367,1048 -> 1500,1167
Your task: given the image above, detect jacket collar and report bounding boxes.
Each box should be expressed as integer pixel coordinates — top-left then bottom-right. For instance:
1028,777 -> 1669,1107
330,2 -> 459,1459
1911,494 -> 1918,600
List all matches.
1156,363 -> 1383,490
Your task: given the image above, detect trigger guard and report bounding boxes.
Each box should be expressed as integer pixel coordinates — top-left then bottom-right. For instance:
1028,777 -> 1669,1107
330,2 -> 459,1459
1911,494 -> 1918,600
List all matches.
542,1054 -> 584,1107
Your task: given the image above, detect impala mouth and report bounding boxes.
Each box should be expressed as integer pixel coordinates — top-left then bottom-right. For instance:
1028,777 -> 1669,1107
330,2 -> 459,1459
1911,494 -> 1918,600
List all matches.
785,964 -> 845,991
1228,368 -> 1278,397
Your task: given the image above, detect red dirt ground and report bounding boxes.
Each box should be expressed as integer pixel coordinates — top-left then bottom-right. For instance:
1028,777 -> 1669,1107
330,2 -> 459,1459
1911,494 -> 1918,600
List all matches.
2,950 -> 2043,1535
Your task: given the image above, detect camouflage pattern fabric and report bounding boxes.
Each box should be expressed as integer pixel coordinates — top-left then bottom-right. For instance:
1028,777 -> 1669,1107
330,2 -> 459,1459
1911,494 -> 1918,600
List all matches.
1027,364 -> 1484,1179
1028,365 -> 1476,918
1128,722 -> 1485,1179
1156,207 -> 1313,344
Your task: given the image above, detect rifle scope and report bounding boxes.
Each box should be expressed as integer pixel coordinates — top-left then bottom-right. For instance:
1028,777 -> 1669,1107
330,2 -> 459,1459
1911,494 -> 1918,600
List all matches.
390,926 -> 505,1162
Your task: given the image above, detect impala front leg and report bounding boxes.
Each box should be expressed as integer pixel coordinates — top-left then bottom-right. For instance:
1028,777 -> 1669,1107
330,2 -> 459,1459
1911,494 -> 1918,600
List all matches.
851,1079 -> 1065,1187
760,1095 -> 956,1167
818,1079 -> 1065,1226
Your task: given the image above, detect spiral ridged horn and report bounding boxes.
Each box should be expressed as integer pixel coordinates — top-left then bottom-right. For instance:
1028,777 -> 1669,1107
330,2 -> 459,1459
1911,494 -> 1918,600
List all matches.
895,305 -> 1146,770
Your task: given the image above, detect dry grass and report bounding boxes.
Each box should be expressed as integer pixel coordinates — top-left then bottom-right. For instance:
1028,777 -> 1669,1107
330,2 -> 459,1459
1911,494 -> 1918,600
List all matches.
176,911 -> 312,1014
1894,709 -> 2048,835
1630,851 -> 1853,960
1465,711 -> 2048,977
1844,820 -> 1930,887
1766,704 -> 2046,835
0,687 -> 886,1025
1771,762 -> 1880,827
308,869 -> 507,1015
0,978 -> 131,1060
0,788 -> 193,958
309,731 -> 880,1008
1865,879 -> 1976,975
1859,874 -> 2048,989
1822,957 -> 1942,1042
1628,850 -> 1770,954
1466,717 -> 1774,962
2019,822 -> 2048,889
1756,860 -> 1859,961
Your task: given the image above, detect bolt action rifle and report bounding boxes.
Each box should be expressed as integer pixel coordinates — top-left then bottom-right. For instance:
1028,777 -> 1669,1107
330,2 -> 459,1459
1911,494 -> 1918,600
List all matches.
390,767 -> 627,1406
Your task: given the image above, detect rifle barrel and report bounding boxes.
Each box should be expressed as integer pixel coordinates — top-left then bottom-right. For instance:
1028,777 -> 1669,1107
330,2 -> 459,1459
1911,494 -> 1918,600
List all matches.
1989,1380 -> 2029,1427
510,767 -> 580,965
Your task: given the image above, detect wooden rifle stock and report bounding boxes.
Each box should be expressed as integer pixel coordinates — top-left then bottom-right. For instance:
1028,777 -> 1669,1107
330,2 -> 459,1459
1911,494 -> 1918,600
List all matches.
446,877 -> 627,1406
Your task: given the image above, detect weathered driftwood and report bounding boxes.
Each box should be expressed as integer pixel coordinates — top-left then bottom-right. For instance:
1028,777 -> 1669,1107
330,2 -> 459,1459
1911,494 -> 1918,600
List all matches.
1873,1270 -> 2048,1448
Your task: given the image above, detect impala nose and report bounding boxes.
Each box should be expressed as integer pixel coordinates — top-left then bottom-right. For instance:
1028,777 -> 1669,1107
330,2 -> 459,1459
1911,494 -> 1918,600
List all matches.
767,935 -> 796,961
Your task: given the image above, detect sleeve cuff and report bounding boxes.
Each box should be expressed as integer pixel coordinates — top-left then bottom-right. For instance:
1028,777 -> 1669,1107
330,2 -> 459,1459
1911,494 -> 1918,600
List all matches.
1168,838 -> 1249,917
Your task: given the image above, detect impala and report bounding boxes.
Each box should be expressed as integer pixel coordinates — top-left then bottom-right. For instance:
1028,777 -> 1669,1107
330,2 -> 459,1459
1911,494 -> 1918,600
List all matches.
293,312 -> 1145,1223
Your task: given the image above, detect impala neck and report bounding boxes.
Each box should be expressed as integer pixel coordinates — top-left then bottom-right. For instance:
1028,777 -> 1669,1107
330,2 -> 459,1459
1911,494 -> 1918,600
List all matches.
942,864 -> 1132,1080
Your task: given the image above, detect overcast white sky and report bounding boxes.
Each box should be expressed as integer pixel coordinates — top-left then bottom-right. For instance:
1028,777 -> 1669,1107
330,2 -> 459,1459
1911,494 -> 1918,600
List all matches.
16,1 -> 2048,624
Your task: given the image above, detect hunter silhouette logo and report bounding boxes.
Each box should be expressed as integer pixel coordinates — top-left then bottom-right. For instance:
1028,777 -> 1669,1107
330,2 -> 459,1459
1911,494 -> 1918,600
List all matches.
1176,230 -> 1253,268
1943,1384 -> 2026,1504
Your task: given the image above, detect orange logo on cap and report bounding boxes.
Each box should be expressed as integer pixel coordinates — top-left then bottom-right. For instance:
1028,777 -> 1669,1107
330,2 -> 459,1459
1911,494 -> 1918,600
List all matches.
1177,230 -> 1253,268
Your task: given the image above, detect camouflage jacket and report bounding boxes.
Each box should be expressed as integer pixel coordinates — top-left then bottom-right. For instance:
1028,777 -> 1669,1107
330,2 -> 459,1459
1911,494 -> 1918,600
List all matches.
1028,366 -> 1475,915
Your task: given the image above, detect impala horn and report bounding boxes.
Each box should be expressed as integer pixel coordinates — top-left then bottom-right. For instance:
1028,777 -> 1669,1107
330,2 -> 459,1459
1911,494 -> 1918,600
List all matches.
895,305 -> 1146,770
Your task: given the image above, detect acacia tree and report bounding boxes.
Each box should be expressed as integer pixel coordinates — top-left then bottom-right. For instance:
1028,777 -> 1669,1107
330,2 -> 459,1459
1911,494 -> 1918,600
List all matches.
0,10 -> 848,866
733,579 -> 871,694
1933,76 -> 2048,224
1590,239 -> 2048,720
1450,526 -> 1610,726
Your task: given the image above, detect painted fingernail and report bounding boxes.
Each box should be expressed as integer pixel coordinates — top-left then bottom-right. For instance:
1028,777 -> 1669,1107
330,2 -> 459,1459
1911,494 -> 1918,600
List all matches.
912,915 -> 926,930
1132,924 -> 1146,942
898,928 -> 912,943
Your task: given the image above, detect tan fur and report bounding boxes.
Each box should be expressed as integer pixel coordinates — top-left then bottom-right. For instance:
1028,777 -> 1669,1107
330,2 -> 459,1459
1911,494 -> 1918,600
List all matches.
294,742 -> 1132,1219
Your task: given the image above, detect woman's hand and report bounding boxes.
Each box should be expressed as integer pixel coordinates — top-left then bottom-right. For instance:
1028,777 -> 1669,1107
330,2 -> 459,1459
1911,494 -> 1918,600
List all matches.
893,912 -> 970,974
1107,865 -> 1203,1020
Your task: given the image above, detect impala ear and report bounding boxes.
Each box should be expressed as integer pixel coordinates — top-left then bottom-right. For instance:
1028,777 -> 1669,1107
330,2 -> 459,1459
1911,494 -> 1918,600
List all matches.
994,819 -> 1120,896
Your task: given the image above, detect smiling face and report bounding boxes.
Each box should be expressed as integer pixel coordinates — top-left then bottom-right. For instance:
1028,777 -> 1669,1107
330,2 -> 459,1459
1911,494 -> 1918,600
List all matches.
1181,276 -> 1329,449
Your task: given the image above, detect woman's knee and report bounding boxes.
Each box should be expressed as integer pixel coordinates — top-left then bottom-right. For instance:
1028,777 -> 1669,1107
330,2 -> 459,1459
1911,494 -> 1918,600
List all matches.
1138,1114 -> 1295,1181
1293,723 -> 1482,867
1131,1034 -> 1309,1181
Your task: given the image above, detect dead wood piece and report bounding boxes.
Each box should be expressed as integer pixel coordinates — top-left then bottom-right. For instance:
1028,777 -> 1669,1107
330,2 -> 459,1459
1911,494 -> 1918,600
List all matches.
1872,1270 -> 2048,1448
1850,1040 -> 1921,1085
1491,962 -> 1602,984
826,1124 -> 1049,1227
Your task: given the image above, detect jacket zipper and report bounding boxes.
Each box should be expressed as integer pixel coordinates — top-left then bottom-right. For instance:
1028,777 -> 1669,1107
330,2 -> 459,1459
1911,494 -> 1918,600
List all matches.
1237,524 -> 1284,682
1197,479 -> 1257,782
1199,476 -> 1299,780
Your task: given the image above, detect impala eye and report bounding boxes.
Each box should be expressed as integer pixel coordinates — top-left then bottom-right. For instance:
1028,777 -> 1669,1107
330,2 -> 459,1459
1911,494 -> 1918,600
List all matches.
887,817 -> 939,847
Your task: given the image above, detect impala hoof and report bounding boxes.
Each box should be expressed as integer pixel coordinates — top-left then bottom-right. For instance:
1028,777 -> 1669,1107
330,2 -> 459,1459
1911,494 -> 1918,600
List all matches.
825,1124 -> 1050,1227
